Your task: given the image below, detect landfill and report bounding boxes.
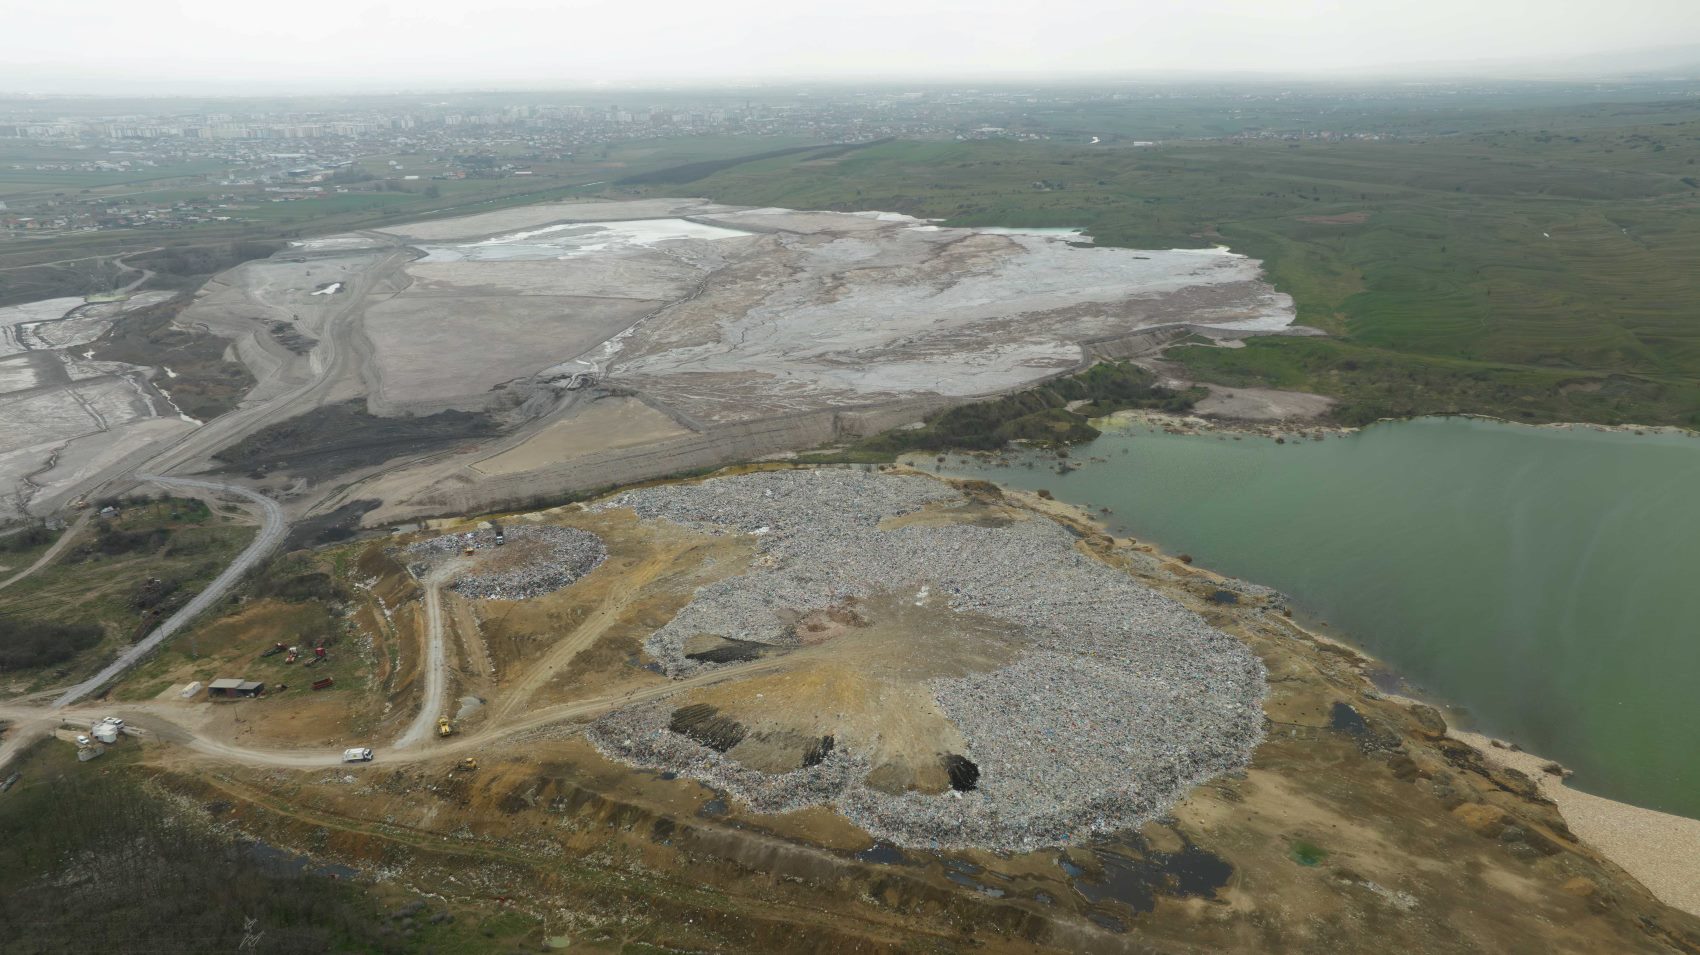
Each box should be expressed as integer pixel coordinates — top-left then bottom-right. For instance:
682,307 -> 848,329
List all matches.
404,525 -> 606,600
586,468 -> 1267,852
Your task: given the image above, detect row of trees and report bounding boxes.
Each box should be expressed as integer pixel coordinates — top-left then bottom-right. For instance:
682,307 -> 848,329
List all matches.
864,361 -> 1200,453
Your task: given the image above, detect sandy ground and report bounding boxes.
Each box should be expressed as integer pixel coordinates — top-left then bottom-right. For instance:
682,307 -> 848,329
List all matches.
1457,728 -> 1700,916
1192,385 -> 1336,421
0,354 -> 51,394
406,254 -> 702,300
362,294 -> 658,413
471,396 -> 689,475
0,376 -> 169,517
0,297 -> 84,357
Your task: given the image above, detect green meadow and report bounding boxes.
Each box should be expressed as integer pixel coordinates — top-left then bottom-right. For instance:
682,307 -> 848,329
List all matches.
658,104 -> 1700,426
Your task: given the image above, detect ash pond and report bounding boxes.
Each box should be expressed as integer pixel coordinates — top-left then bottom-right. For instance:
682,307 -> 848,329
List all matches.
940,415 -> 1700,820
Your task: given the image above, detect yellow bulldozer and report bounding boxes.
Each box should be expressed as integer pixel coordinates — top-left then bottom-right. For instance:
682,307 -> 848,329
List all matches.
437,716 -> 453,738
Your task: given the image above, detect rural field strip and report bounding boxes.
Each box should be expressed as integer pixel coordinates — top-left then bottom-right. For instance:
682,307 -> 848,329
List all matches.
51,475 -> 286,708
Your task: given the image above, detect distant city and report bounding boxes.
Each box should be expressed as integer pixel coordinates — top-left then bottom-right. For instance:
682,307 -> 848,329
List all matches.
3,79 -> 1694,238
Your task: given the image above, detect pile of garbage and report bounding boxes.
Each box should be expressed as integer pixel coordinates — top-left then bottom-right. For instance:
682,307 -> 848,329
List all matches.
405,525 -> 606,600
587,468 -> 1266,851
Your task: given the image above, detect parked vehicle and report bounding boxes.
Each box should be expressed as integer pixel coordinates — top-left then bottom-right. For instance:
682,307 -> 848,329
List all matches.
342,747 -> 373,763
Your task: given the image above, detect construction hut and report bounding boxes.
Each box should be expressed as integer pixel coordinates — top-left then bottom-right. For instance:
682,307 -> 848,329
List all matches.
207,678 -> 265,700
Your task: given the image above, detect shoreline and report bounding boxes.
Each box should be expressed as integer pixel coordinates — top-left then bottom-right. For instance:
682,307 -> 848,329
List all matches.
969,474 -> 1700,918
1090,406 -> 1700,441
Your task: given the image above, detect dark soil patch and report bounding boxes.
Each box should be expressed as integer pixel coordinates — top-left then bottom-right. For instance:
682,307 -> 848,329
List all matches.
89,294 -> 255,420
1070,839 -> 1233,914
684,638 -> 770,665
1330,702 -> 1370,737
944,754 -> 979,792
282,500 -> 381,552
213,400 -> 494,481
802,735 -> 835,768
669,704 -> 748,753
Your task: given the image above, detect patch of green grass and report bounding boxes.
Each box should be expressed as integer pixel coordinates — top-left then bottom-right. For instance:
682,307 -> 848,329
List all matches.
664,111 -> 1700,427
0,503 -> 250,689
1170,337 -> 1700,427
851,361 -> 1199,456
1291,839 -> 1329,866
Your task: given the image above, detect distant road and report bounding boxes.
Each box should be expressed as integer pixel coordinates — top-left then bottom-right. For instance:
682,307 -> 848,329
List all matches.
51,476 -> 286,708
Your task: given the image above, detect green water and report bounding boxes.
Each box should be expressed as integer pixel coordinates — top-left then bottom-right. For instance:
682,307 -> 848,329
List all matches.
941,416 -> 1700,818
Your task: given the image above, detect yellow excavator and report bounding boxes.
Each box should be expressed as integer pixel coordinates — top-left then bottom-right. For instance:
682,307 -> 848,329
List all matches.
437,716 -> 454,738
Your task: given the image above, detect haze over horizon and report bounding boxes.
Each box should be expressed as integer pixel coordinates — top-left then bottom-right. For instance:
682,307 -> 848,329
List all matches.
6,0 -> 1700,95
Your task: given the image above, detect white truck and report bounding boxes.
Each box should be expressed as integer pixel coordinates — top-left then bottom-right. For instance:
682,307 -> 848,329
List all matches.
341,747 -> 374,763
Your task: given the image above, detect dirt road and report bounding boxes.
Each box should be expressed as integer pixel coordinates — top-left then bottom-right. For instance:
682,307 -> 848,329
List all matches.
392,559 -> 466,749
0,511 -> 90,593
0,653 -> 786,772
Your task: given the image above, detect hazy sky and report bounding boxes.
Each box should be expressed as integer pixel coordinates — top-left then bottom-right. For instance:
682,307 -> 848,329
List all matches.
7,0 -> 1700,93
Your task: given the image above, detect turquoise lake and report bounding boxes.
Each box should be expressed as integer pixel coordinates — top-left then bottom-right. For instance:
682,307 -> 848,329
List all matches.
939,416 -> 1700,818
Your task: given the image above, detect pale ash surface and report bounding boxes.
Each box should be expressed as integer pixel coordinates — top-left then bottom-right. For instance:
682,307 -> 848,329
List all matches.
354,200 -> 1297,420
0,292 -> 194,520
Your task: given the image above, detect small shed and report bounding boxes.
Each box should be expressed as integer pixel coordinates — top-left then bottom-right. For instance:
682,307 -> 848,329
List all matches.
207,678 -> 265,699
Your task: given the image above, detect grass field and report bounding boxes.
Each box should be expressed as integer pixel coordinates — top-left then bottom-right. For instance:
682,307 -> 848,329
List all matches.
0,497 -> 250,691
650,103 -> 1700,426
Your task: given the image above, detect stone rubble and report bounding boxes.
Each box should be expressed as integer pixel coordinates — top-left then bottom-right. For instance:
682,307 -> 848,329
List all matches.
586,468 -> 1267,852
404,525 -> 606,600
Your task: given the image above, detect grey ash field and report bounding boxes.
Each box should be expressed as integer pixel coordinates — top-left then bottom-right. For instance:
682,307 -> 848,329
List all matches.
330,197 -> 1296,521
0,197 -> 1302,526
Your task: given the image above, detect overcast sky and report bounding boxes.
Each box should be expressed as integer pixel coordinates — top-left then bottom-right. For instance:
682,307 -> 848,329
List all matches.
6,0 -> 1700,94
